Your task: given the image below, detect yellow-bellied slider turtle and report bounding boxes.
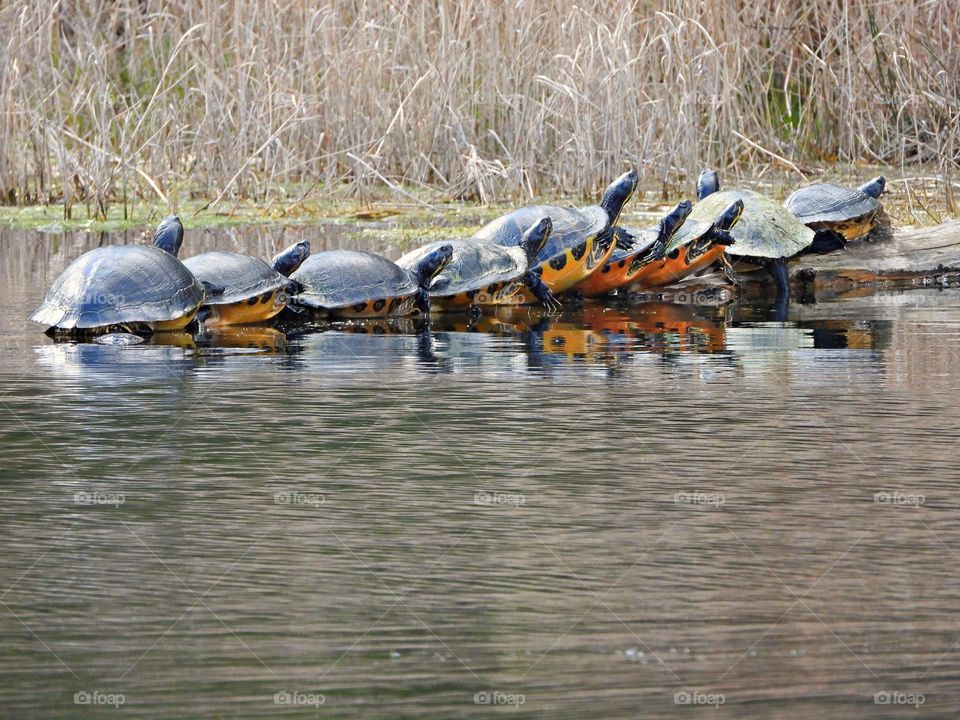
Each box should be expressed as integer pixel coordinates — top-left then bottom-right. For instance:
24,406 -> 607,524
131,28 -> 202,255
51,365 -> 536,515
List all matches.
184,241 -> 310,326
577,201 -> 692,297
626,181 -> 745,291
472,170 -> 638,300
30,215 -> 205,336
695,170 -> 846,299
784,176 -> 885,240
396,217 -> 559,310
289,245 -> 452,318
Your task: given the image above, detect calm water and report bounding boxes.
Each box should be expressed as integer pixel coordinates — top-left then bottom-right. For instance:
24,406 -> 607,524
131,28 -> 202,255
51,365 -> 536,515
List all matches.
2,226 -> 960,718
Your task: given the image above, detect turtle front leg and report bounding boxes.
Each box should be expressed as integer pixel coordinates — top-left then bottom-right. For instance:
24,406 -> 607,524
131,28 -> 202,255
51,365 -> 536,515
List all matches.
595,226 -> 615,253
523,271 -> 561,312
612,227 -> 636,252
709,228 -> 735,247
719,253 -> 742,288
415,288 -> 432,315
640,235 -> 668,264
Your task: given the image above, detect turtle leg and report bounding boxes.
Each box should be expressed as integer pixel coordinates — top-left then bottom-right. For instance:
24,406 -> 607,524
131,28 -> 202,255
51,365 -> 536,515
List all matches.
523,271 -> 561,312
719,253 -> 742,288
772,294 -> 790,322
767,258 -> 790,299
709,228 -> 735,247
415,288 -> 431,315
640,237 -> 666,264
613,227 -> 636,252
595,226 -> 614,252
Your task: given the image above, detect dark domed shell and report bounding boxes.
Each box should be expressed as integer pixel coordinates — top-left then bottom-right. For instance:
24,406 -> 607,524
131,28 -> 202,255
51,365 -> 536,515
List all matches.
397,239 -> 525,296
183,251 -> 287,305
30,245 -> 204,329
290,250 -> 417,308
473,205 -> 606,261
785,183 -> 881,225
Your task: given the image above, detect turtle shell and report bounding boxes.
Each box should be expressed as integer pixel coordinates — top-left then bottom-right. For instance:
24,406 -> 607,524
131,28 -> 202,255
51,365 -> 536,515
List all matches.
183,251 -> 287,306
473,205 -> 606,261
30,245 -> 204,330
397,239 -> 526,296
784,183 -> 881,225
686,189 -> 813,259
290,250 -> 417,309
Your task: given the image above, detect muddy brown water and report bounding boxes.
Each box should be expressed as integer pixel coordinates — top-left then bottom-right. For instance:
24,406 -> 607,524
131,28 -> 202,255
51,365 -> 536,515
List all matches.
2,225 -> 960,718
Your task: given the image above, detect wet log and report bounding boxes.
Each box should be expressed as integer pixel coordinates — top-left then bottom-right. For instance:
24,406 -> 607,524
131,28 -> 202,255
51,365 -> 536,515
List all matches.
623,220 -> 960,302
792,220 -> 960,292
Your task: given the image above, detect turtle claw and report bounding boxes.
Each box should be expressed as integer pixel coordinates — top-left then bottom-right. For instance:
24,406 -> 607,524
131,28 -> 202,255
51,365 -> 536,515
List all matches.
641,239 -> 667,264
613,227 -> 636,252
536,286 -> 562,314
712,229 -> 735,247
544,294 -> 563,314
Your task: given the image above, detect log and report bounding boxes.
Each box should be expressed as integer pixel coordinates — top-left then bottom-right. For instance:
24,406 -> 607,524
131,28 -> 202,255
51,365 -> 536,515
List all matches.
792,220 -> 960,292
627,220 -> 960,301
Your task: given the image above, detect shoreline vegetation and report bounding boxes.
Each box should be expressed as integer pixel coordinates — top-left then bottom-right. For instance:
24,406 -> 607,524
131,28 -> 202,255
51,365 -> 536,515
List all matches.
1,2 -> 958,230
0,169 -> 955,238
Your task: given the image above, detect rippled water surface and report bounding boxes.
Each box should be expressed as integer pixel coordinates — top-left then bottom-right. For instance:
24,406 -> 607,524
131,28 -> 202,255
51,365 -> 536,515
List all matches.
2,226 -> 960,718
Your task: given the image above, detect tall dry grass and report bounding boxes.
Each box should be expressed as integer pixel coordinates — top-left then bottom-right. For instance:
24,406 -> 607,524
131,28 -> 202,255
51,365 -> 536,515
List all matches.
0,0 -> 958,216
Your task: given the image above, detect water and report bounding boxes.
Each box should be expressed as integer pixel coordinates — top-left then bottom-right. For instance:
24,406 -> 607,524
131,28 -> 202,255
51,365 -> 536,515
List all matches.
2,226 -> 960,718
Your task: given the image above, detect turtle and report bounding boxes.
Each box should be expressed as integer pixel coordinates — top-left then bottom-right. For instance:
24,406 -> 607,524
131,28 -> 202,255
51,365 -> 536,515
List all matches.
784,176 -> 885,240
395,217 -> 559,310
576,200 -> 693,297
625,183 -> 745,291
184,240 -> 310,326
471,169 -> 639,301
288,245 -> 453,318
30,215 -> 205,336
695,170 -> 846,299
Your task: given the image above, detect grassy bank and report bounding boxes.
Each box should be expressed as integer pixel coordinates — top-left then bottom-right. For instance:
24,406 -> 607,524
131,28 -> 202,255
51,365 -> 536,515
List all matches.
1,1 -> 958,218
0,165 -> 955,242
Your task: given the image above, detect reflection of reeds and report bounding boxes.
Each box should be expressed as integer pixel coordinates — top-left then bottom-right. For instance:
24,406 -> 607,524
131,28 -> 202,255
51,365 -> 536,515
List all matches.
1,1 -> 957,217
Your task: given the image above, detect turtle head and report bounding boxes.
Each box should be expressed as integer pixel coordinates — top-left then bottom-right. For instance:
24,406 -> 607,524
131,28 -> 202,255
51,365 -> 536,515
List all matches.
414,243 -> 454,289
518,217 -> 553,264
659,200 -> 693,242
271,240 -> 311,276
413,243 -> 453,315
599,169 -> 639,224
643,200 -> 692,263
704,199 -> 744,248
714,199 -> 744,231
697,169 -> 720,200
152,215 -> 184,256
857,175 -> 886,198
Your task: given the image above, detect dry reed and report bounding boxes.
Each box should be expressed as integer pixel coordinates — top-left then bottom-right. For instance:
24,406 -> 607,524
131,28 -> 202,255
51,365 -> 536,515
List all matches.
1,0 -> 958,217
